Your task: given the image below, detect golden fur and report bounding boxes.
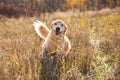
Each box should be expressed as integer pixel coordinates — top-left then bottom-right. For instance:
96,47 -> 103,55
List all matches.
33,20 -> 71,55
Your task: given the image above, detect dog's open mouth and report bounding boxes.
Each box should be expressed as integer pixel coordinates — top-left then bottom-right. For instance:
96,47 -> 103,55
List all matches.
55,31 -> 61,35
55,27 -> 61,35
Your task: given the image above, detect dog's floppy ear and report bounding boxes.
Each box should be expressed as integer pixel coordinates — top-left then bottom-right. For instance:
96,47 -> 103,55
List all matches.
64,23 -> 68,34
50,20 -> 55,29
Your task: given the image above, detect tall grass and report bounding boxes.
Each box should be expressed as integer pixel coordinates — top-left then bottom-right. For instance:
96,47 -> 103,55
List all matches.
0,8 -> 120,80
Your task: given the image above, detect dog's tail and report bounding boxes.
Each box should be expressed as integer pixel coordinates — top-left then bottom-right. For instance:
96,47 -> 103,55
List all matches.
33,20 -> 49,40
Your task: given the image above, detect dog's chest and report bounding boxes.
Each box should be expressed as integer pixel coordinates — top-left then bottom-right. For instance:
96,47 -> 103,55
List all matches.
43,36 -> 64,52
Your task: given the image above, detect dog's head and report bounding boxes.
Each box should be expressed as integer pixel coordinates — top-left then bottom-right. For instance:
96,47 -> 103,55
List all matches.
50,20 -> 68,35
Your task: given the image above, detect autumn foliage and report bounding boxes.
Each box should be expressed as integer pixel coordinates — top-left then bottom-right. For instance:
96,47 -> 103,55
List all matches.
0,0 -> 120,17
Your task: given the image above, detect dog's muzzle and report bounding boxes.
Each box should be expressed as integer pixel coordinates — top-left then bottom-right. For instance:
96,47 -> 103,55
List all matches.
55,27 -> 61,35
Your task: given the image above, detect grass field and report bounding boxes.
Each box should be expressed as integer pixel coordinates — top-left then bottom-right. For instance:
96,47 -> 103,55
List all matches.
0,8 -> 120,80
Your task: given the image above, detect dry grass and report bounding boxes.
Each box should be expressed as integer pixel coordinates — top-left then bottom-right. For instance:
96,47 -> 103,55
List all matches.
0,8 -> 120,80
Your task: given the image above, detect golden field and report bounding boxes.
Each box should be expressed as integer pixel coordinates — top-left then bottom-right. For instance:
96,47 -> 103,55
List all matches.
0,8 -> 120,80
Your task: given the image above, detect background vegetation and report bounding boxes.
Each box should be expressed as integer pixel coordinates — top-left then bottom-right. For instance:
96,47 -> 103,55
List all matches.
0,0 -> 120,17
0,0 -> 120,80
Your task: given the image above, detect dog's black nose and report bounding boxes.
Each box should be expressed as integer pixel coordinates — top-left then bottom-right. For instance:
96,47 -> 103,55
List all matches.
56,27 -> 60,32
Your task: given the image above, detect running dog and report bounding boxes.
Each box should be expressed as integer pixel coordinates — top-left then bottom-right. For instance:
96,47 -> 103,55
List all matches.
33,20 -> 71,55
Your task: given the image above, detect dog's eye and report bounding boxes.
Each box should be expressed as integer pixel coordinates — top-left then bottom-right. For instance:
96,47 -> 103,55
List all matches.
55,23 -> 57,25
61,24 -> 63,26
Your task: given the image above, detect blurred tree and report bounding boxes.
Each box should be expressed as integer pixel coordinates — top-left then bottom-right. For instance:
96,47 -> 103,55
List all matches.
85,0 -> 95,10
66,0 -> 85,9
41,0 -> 65,12
0,0 -> 120,17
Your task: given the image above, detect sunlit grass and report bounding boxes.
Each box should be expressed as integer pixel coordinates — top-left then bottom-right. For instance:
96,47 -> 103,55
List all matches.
0,8 -> 120,80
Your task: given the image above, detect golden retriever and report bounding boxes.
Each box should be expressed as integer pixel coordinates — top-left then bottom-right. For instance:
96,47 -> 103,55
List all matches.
33,20 -> 71,55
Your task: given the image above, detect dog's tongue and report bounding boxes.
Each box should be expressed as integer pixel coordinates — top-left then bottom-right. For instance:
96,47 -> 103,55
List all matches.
56,32 -> 59,35
56,32 -> 60,35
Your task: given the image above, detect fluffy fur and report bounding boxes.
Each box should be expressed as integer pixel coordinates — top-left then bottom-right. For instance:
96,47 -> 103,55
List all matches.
33,20 -> 71,55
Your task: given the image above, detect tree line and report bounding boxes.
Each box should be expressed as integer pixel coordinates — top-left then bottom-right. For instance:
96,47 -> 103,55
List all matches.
0,0 -> 119,17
